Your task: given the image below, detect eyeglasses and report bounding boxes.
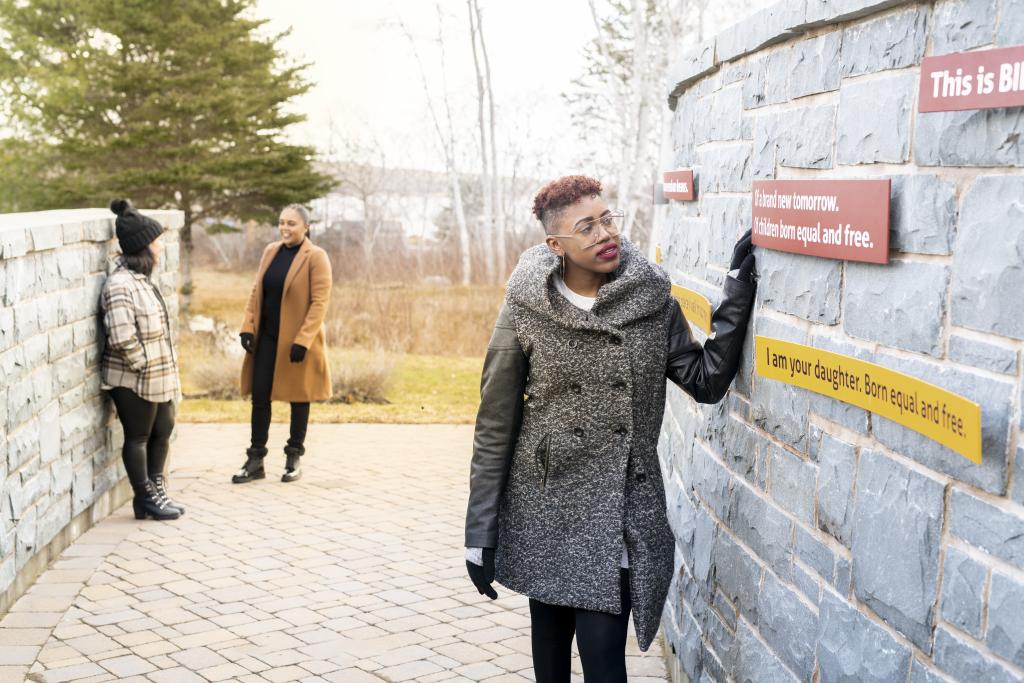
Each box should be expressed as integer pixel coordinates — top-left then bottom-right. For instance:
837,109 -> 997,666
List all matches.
550,212 -> 623,249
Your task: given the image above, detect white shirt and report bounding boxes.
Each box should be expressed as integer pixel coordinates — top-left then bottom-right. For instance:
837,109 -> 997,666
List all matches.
554,275 -> 598,311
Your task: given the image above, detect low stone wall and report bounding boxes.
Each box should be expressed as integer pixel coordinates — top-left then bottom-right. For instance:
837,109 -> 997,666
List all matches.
658,0 -> 1024,681
0,208 -> 181,614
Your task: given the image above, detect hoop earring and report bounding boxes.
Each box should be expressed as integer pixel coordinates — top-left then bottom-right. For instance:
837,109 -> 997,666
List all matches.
561,254 -> 566,278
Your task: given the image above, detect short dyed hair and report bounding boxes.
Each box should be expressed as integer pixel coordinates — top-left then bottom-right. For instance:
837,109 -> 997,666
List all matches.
532,175 -> 602,233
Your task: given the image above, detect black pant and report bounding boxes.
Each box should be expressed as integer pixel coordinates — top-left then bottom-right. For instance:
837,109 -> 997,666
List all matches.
108,387 -> 176,490
530,569 -> 631,683
250,332 -> 309,451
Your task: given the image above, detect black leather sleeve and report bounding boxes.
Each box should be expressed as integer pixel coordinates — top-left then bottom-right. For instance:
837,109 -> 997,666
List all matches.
465,304 -> 528,548
666,276 -> 756,404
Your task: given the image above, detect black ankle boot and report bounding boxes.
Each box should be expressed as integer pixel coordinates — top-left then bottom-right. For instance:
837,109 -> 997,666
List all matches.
151,474 -> 185,515
282,446 -> 303,483
232,447 -> 267,484
132,480 -> 180,520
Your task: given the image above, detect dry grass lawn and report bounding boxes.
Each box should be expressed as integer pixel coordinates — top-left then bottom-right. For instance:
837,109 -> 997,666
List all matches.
179,350 -> 483,424
179,269 -> 495,424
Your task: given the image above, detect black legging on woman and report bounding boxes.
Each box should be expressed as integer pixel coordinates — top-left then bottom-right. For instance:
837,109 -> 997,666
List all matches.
250,331 -> 309,451
529,570 -> 632,683
108,387 -> 176,488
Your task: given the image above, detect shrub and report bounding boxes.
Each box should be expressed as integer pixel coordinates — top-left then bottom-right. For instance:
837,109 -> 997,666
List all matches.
328,351 -> 394,404
187,355 -> 242,399
178,327 -> 242,400
324,285 -> 503,356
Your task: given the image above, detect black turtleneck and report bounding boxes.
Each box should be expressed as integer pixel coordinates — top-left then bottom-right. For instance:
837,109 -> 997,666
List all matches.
260,240 -> 303,338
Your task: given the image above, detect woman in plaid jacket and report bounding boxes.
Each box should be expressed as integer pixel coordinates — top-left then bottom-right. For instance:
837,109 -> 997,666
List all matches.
99,199 -> 183,521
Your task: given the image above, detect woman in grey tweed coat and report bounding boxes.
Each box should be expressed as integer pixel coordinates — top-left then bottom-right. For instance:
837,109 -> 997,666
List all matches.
464,176 -> 755,683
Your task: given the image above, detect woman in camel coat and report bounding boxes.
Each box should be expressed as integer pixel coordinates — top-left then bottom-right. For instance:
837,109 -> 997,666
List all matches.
234,204 -> 333,484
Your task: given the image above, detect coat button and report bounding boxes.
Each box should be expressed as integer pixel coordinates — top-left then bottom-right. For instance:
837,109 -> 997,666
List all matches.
573,427 -> 585,438
570,383 -> 582,394
635,472 -> 647,482
611,379 -> 626,390
609,336 -> 622,346
614,426 -> 628,436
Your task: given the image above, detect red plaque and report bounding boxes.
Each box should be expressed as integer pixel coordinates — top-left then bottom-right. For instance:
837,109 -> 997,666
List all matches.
919,44 -> 1024,113
751,179 -> 890,264
663,169 -> 695,201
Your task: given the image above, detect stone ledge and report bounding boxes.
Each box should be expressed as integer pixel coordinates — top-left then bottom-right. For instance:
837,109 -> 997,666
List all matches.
0,208 -> 182,257
717,2 -> 805,63
668,0 -> 922,109
668,41 -> 718,109
800,0 -> 914,28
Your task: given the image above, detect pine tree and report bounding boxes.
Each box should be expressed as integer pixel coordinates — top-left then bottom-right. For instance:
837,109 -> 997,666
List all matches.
0,0 -> 333,300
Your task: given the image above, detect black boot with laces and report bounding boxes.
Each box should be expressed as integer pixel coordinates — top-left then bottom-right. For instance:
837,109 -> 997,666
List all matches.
152,473 -> 185,515
282,446 -> 303,483
132,480 -> 180,521
232,447 -> 267,484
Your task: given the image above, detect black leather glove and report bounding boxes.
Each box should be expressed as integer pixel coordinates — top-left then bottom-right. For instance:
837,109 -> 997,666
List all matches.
240,333 -> 255,354
730,229 -> 756,283
466,548 -> 497,600
289,344 -> 307,363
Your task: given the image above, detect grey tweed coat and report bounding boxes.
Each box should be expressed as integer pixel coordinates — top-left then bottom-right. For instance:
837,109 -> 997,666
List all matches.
465,238 -> 754,650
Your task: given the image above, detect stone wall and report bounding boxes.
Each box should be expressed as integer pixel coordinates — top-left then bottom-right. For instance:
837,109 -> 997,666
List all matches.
0,208 -> 181,614
658,0 -> 1024,681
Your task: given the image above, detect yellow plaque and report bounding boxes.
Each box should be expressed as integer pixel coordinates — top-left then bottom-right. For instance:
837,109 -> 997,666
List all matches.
755,336 -> 982,464
672,284 -> 712,335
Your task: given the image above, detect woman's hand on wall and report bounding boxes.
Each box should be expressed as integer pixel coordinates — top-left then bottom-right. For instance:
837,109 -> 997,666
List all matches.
730,229 -> 756,283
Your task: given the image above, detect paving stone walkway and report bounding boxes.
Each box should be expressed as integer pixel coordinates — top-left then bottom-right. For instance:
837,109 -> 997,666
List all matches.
0,424 -> 667,682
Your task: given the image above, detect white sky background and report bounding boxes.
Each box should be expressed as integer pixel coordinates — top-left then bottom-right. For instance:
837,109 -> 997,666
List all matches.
253,0 -> 596,177
252,1 -> 775,179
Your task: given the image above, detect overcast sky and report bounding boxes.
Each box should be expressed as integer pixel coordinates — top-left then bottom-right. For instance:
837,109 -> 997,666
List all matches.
254,0 -> 596,173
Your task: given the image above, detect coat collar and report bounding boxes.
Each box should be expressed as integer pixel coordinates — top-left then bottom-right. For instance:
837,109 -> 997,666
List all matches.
505,238 -> 670,333
267,237 -> 312,297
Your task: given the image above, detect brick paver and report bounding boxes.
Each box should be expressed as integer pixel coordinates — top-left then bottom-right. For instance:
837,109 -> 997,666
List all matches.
0,424 -> 667,682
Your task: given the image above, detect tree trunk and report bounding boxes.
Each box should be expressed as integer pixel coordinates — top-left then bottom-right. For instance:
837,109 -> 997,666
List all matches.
468,0 -> 495,284
180,206 -> 194,312
619,0 -> 649,239
397,6 -> 472,285
449,168 -> 472,286
473,0 -> 506,280
361,191 -> 375,283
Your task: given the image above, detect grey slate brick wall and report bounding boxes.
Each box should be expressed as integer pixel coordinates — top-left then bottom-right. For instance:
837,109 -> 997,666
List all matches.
660,0 -> 1024,680
0,209 -> 181,613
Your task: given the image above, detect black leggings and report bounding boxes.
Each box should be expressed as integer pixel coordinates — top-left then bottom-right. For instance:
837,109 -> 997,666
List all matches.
529,570 -> 631,683
108,387 -> 176,489
251,332 -> 309,451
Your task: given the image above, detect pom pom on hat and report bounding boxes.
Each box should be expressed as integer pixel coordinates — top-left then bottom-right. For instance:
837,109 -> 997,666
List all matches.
109,198 -> 131,216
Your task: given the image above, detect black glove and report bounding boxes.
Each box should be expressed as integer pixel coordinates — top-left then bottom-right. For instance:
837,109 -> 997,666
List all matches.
240,333 -> 255,354
466,548 -> 497,600
289,344 -> 307,363
730,229 -> 756,283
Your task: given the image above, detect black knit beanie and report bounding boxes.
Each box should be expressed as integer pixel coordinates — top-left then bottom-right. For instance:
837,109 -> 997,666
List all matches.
110,199 -> 164,254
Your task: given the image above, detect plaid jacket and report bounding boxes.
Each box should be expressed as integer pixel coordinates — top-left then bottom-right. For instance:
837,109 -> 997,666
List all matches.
99,260 -> 180,403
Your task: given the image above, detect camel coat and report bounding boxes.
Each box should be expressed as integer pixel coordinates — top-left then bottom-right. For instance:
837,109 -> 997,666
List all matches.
239,238 -> 333,402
